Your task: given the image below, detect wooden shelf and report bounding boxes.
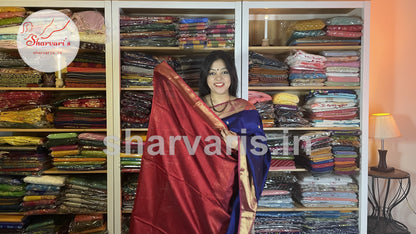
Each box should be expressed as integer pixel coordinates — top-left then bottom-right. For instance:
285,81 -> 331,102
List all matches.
0,128 -> 107,132
43,167 -> 107,174
120,46 -> 234,54
249,86 -> 360,91
0,87 -> 106,91
249,45 -> 361,54
263,127 -> 360,131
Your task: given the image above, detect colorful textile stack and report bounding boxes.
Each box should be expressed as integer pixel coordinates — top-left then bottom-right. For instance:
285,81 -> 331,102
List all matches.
294,172 -> 358,208
303,89 -> 360,127
249,51 -> 289,86
321,50 -> 361,86
121,133 -> 145,173
297,131 -> 334,174
266,133 -> 296,170
302,210 -> 359,233
285,50 -> 327,86
72,10 -> 106,51
60,175 -> 107,214
254,211 -> 303,234
48,132 -> 107,171
122,174 -> 139,212
68,214 -> 106,233
206,19 -> 235,48
248,91 -> 274,128
121,52 -> 161,88
0,7 -> 25,50
178,17 -> 208,49
121,91 -> 152,129
325,16 -> 363,41
0,176 -> 25,212
171,54 -> 206,87
0,136 -> 50,175
24,215 -> 69,234
286,19 -> 326,46
260,172 -> 297,208
330,130 -> 361,175
0,214 -> 27,233
272,92 -> 310,127
120,15 -> 178,47
65,52 -> 106,88
54,94 -> 106,129
23,175 -> 66,215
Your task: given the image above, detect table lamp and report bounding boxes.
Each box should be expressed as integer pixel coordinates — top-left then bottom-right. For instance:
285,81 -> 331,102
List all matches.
370,113 -> 401,172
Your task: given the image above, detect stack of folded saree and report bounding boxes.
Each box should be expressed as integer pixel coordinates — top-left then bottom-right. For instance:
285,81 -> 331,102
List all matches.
121,52 -> 161,87
272,92 -> 310,127
321,50 -> 361,86
249,51 -> 289,86
66,52 -> 106,88
121,134 -> 144,173
171,54 -> 206,87
303,89 -> 360,127
285,50 -> 327,86
259,172 -> 297,209
0,136 -> 50,175
330,130 -> 361,175
297,131 -> 334,174
302,210 -> 359,233
122,174 -> 139,212
120,91 -> 152,129
206,19 -> 235,48
248,91 -> 274,128
24,215 -> 69,234
266,133 -> 296,170
286,19 -> 326,46
120,15 -> 178,47
254,211 -> 303,234
0,7 -> 26,50
72,10 -> 106,51
178,17 -> 208,49
294,172 -> 358,208
68,214 -> 106,234
0,176 -> 25,212
0,214 -> 27,233
54,94 -> 106,129
325,16 -> 363,40
22,175 -> 66,215
59,175 -> 107,214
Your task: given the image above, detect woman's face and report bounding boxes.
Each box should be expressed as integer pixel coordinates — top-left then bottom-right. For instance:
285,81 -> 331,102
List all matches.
207,59 -> 231,96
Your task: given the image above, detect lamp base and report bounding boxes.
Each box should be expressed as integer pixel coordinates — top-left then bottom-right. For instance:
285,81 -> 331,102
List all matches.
370,149 -> 395,173
261,39 -> 270,46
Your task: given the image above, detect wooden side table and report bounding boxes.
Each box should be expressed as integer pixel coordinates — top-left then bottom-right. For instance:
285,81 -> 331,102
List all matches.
368,168 -> 411,234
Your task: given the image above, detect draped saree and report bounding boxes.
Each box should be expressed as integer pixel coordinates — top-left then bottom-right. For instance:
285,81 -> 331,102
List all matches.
130,61 -> 270,234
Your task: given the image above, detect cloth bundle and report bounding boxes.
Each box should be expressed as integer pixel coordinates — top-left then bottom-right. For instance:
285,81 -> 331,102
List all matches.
121,51 -> 161,87
325,16 -> 363,39
121,134 -> 145,173
254,211 -> 303,234
0,7 -> 26,50
59,175 -> 107,214
0,214 -> 27,233
303,89 -> 360,127
122,174 -> 139,212
171,54 -> 206,87
248,91 -> 274,128
294,172 -> 358,208
0,136 -> 50,175
296,131 -> 334,175
249,51 -> 289,86
206,19 -> 235,48
0,176 -> 25,212
285,50 -> 327,86
266,133 -> 296,170
321,50 -> 361,86
178,17 -> 208,49
272,92 -> 310,127
260,172 -> 297,208
120,15 -> 178,47
47,132 -> 107,171
24,215 -> 69,233
286,19 -> 326,46
120,91 -> 152,129
302,210 -> 359,233
22,175 -> 66,215
330,130 -> 361,175
65,52 -> 106,88
68,214 -> 107,234
72,10 -> 106,51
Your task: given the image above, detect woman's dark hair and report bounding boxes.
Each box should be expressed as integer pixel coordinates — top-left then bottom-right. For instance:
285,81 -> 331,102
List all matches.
199,50 -> 238,98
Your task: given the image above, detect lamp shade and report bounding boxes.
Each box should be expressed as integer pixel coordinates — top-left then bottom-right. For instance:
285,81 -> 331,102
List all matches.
370,113 -> 401,139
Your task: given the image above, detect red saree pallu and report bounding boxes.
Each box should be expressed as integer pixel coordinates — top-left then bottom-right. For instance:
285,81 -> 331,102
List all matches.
130,62 -> 258,234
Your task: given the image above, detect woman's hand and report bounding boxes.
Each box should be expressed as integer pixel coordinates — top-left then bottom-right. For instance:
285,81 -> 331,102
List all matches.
220,128 -> 239,150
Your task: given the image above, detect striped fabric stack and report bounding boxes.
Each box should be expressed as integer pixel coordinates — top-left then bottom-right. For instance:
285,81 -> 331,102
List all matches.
206,19 -> 235,48
178,17 -> 208,49
322,50 -> 361,86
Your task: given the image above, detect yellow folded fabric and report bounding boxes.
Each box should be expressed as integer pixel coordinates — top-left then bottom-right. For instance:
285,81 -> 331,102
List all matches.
0,7 -> 26,13
0,214 -> 24,222
293,19 -> 326,31
272,92 -> 299,105
120,153 -> 142,158
23,195 -> 57,202
0,136 -> 44,146
51,150 -> 80,157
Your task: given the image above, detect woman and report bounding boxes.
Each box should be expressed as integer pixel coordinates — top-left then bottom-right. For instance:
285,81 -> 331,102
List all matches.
130,51 -> 270,234
199,50 -> 271,233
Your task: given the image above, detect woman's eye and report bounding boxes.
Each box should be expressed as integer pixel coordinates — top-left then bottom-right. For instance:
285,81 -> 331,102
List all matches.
209,72 -> 216,76
223,71 -> 229,75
